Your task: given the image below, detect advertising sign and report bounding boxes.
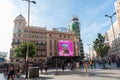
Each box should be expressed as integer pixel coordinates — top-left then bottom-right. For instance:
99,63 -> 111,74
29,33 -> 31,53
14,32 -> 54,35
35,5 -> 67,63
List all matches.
58,40 -> 74,56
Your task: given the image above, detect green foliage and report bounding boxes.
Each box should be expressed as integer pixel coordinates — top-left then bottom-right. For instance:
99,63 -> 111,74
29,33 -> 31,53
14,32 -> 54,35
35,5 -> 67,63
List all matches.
14,42 -> 36,59
93,33 -> 109,58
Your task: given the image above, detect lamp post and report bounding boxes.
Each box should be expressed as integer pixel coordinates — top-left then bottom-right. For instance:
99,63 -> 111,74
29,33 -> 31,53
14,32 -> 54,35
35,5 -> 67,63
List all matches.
22,0 -> 36,79
105,12 -> 116,55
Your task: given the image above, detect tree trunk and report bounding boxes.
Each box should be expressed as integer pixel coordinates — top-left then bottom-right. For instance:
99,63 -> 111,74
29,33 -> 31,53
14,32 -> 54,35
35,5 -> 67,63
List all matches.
26,61 -> 28,79
24,58 -> 28,79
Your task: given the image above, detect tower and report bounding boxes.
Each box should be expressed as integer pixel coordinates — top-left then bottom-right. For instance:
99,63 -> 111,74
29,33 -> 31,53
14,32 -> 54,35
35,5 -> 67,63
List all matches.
69,16 -> 80,36
10,15 -> 26,61
13,15 -> 26,33
69,16 -> 84,58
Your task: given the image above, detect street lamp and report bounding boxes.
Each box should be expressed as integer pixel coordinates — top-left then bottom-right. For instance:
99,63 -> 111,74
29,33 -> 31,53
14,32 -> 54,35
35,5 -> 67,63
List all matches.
22,0 -> 36,79
105,12 -> 116,55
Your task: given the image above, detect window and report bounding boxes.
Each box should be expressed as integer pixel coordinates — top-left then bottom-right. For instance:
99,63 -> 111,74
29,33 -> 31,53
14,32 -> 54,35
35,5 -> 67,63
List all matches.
18,34 -> 20,37
24,29 -> 27,32
18,29 -> 21,32
50,52 -> 52,56
68,36 -> 70,38
50,34 -> 52,37
50,40 -> 52,50
60,35 -> 62,37
117,10 -> 120,15
64,35 -> 66,38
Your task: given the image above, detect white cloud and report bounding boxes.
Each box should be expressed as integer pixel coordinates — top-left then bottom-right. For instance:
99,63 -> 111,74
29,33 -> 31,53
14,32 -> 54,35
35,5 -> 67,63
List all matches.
91,1 -> 113,15
81,0 -> 114,53
83,21 -> 109,34
82,21 -> 110,53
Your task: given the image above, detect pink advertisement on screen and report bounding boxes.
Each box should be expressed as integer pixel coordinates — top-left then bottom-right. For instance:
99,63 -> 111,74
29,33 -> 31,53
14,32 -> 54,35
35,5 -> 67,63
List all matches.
58,40 -> 74,56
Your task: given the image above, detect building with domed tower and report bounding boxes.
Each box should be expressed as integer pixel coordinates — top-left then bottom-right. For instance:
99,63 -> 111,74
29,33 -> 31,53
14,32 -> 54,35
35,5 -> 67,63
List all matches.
10,15 -> 47,63
10,15 -> 84,64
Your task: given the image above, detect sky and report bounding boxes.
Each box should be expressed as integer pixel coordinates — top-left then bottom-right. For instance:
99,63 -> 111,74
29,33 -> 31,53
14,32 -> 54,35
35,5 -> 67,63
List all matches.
0,0 -> 117,55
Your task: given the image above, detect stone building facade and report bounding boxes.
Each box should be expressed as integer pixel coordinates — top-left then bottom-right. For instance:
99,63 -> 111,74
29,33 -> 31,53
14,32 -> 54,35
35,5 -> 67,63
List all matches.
10,15 -> 84,63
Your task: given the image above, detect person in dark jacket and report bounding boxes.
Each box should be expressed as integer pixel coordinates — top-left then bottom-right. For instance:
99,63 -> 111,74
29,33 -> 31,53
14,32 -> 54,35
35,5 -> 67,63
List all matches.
62,64 -> 65,72
7,65 -> 15,80
45,64 -> 48,73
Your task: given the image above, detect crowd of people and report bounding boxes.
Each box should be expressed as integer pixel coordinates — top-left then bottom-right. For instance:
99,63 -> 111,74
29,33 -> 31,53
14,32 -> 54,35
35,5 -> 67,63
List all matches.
1,57 -> 120,79
3,64 -> 20,80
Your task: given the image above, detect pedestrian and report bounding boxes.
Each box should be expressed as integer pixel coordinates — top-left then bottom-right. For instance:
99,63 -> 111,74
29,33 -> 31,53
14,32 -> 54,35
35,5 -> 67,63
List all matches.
108,59 -> 112,65
15,66 -> 20,78
7,65 -> 15,80
80,61 -> 84,69
89,59 -> 93,69
76,62 -> 80,70
45,64 -> 48,73
84,61 -> 88,74
93,60 -> 96,69
98,60 -> 101,67
40,64 -> 43,74
4,66 -> 9,77
62,64 -> 65,72
71,64 -> 74,70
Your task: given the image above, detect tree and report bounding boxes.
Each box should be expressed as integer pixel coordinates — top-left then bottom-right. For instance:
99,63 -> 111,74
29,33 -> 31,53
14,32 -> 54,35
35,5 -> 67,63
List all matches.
93,33 -> 109,68
14,42 -> 36,78
14,42 -> 36,60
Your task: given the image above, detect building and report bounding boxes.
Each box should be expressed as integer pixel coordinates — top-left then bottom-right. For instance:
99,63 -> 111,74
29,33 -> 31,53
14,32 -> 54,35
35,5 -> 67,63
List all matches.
69,16 -> 84,57
105,0 -> 120,58
0,51 -> 9,63
0,51 -> 8,57
10,15 -> 84,63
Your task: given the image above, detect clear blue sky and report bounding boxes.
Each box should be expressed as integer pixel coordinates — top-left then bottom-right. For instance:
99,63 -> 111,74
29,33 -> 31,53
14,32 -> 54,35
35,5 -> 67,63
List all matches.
0,0 -> 117,54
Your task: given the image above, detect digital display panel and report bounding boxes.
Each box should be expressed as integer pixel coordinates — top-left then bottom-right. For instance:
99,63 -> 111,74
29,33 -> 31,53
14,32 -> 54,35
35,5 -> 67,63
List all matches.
58,40 -> 74,56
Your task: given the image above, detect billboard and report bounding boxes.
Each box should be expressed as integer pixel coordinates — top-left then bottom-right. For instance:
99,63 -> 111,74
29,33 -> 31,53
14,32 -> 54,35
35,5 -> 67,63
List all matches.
58,40 -> 74,56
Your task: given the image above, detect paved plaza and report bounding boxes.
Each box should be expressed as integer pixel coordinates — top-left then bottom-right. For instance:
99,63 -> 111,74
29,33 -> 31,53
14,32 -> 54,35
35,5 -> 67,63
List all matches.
1,69 -> 120,80
0,63 -> 120,80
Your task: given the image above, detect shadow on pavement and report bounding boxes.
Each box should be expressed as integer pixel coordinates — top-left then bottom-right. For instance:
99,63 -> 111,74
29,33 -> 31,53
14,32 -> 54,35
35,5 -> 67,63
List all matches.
15,76 -> 54,80
88,70 -> 120,80
42,69 -> 120,80
42,70 -> 87,76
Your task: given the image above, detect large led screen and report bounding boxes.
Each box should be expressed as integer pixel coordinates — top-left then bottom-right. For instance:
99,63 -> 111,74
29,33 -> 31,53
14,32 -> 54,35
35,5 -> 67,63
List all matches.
58,40 -> 74,56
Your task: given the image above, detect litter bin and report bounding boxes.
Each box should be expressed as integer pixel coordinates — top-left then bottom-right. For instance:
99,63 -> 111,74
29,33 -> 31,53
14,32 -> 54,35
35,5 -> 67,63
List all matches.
28,67 -> 39,78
